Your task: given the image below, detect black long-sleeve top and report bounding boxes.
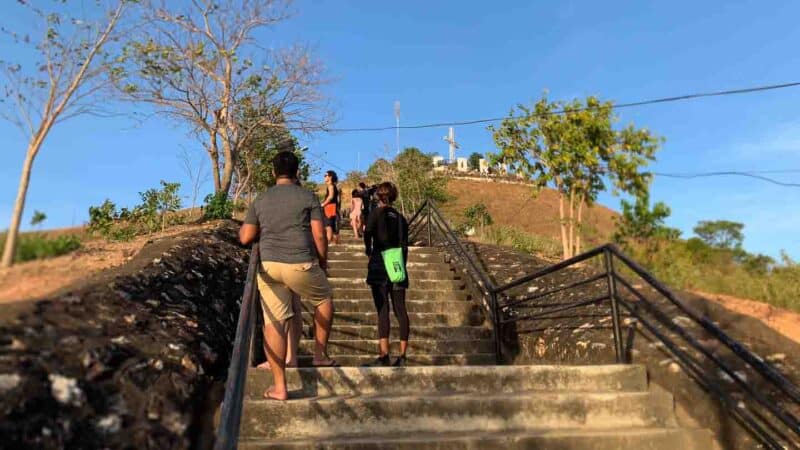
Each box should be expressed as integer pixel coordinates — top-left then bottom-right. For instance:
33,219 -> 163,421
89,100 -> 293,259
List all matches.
363,206 -> 409,288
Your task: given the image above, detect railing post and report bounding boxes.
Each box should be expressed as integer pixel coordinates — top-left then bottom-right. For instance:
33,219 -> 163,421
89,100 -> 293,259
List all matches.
426,204 -> 432,246
490,290 -> 502,364
603,248 -> 625,364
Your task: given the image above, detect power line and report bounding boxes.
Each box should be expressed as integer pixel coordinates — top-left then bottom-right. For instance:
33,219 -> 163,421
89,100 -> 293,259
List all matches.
653,171 -> 800,188
316,80 -> 800,132
305,149 -> 347,173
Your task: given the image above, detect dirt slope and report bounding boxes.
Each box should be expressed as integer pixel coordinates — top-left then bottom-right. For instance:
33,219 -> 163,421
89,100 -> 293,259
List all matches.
442,177 -> 619,246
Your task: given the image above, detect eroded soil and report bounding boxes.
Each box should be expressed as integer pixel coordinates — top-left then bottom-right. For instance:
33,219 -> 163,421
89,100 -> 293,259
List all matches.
0,221 -> 247,450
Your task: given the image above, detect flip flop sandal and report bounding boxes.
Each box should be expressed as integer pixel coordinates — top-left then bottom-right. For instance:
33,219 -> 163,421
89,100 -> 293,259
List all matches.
312,359 -> 340,367
263,390 -> 287,401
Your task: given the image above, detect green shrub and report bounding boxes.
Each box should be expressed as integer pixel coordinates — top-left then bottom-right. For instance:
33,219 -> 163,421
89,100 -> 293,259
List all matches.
137,181 -> 182,233
463,202 -> 493,235
88,181 -> 183,241
0,233 -> 82,263
627,239 -> 800,312
88,200 -> 119,236
203,192 -> 234,219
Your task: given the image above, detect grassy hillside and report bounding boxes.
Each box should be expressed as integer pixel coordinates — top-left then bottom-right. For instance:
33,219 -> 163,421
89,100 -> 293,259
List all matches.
441,177 -> 799,312
441,178 -> 618,248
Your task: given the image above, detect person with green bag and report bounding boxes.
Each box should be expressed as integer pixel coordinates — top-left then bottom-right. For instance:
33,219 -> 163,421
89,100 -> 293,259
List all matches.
363,182 -> 411,367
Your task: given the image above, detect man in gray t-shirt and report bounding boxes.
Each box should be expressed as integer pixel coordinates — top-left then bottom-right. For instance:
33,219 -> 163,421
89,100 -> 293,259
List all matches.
244,183 -> 323,264
240,151 -> 337,401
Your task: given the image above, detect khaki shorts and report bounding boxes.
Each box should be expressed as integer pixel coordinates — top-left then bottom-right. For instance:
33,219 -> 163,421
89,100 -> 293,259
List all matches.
257,260 -> 333,325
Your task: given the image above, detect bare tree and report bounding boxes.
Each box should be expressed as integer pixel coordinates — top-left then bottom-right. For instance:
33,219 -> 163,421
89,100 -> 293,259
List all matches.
116,0 -> 332,196
178,146 -> 211,211
0,1 -> 131,267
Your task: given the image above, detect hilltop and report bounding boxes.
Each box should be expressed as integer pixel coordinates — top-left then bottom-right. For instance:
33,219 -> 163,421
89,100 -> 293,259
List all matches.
441,177 -> 618,247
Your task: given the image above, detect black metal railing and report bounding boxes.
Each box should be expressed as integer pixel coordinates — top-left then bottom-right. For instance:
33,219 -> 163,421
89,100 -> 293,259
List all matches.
214,243 -> 260,450
408,199 -> 800,450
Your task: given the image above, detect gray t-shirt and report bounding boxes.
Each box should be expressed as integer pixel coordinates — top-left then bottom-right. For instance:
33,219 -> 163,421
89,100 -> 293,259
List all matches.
244,184 -> 323,263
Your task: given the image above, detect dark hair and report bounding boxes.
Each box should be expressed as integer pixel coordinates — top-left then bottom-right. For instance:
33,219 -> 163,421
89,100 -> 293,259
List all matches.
358,182 -> 367,189
325,170 -> 338,183
375,182 -> 398,204
351,189 -> 359,197
273,151 -> 299,178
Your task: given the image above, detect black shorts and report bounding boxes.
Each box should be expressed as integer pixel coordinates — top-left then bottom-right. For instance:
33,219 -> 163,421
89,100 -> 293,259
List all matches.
325,215 -> 338,233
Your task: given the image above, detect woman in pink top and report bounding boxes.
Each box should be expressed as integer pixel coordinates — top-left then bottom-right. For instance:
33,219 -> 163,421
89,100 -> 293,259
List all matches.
350,189 -> 364,238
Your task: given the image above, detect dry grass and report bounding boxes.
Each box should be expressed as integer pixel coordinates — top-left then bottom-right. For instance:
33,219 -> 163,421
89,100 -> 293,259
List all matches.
441,178 -> 618,247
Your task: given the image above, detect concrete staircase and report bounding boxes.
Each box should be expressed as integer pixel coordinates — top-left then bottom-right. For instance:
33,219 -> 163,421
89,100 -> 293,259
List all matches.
237,229 -> 712,449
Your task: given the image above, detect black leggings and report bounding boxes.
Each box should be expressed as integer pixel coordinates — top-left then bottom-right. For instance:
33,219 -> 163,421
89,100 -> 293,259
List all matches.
370,285 -> 410,341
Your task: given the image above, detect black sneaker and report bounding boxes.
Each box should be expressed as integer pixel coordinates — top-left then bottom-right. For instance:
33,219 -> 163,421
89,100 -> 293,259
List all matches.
391,354 -> 407,367
364,354 -> 390,367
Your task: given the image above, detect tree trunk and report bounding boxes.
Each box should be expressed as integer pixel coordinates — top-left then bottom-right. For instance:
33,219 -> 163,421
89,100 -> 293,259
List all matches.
2,144 -> 39,267
576,196 -> 584,255
220,136 -> 235,195
208,131 -> 222,193
568,189 -> 575,259
557,191 -> 569,260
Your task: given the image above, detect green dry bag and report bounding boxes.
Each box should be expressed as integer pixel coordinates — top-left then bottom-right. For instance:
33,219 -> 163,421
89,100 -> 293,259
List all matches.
381,247 -> 406,283
381,210 -> 406,283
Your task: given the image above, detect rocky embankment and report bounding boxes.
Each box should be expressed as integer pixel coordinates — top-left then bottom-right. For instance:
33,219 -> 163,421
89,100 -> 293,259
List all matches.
0,221 -> 248,450
444,240 -> 800,450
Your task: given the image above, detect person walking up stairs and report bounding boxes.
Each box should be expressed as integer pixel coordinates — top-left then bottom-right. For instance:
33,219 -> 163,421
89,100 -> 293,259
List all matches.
236,218 -> 712,449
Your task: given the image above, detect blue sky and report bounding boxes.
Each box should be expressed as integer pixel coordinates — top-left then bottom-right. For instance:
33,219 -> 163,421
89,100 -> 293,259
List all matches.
2,0 -> 799,259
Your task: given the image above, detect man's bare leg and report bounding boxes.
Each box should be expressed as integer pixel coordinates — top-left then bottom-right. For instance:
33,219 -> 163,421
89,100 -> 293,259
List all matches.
286,294 -> 303,367
263,319 -> 289,400
259,295 -> 302,370
312,298 -> 335,365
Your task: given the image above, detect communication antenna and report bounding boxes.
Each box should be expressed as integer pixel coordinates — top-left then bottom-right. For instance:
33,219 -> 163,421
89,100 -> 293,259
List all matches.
443,126 -> 460,163
394,100 -> 401,155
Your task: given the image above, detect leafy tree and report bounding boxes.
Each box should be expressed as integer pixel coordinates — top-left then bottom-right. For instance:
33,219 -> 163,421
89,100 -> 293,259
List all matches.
137,181 -> 182,232
693,220 -> 745,250
463,202 -> 493,236
489,94 -> 661,259
231,103 -> 310,202
614,194 -> 680,262
0,1 -> 130,267
115,0 -> 331,196
30,211 -> 47,228
468,152 -> 483,171
366,158 -> 394,185
614,194 -> 680,246
203,192 -> 235,220
366,149 -> 449,215
344,170 -> 367,187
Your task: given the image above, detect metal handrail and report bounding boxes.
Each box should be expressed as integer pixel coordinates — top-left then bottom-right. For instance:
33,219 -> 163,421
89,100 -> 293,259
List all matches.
214,243 -> 260,450
607,244 -> 800,404
408,200 -> 502,361
408,198 -> 800,449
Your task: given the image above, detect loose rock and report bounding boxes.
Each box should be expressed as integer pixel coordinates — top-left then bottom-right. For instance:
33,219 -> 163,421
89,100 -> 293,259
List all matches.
49,374 -> 85,407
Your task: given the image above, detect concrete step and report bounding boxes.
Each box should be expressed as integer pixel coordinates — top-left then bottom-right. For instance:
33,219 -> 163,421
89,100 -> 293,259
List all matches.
328,251 -> 444,263
244,365 -> 649,399
295,353 -> 495,367
304,324 -> 490,340
240,391 -> 677,439
308,311 -> 482,326
240,428 -> 713,450
327,268 -> 455,280
297,339 -> 495,355
335,289 -> 467,301
328,260 -> 450,270
332,244 -> 439,254
328,278 -> 465,290
328,299 -> 477,314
